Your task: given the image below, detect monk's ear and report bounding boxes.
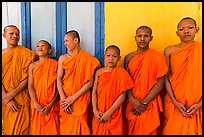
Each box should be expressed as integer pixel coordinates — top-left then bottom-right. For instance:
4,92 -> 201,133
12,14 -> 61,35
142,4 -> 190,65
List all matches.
176,30 -> 179,36
74,38 -> 78,43
150,36 -> 153,41
48,49 -> 52,54
118,56 -> 121,61
2,34 -> 6,38
196,27 -> 200,34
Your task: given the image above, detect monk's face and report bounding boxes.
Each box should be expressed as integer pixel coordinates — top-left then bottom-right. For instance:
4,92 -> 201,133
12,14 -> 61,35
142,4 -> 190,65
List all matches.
135,28 -> 153,50
176,19 -> 199,43
36,41 -> 52,57
105,47 -> 121,68
64,34 -> 78,52
3,26 -> 20,46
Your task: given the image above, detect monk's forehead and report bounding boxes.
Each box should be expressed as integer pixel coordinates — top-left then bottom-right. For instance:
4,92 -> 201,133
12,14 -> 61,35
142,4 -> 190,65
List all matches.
5,26 -> 19,33
178,19 -> 196,27
137,28 -> 151,34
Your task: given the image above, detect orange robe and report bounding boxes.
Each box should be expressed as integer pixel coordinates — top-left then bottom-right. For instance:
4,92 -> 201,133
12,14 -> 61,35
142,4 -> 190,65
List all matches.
2,45 -> 36,135
92,66 -> 135,135
30,58 -> 60,135
125,48 -> 168,135
162,41 -> 202,135
59,49 -> 101,135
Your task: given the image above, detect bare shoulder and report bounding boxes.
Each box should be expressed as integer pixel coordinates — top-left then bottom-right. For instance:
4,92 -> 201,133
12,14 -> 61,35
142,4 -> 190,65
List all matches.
125,51 -> 137,62
2,48 -> 9,55
95,67 -> 106,77
164,44 -> 179,57
29,61 -> 39,70
58,54 -> 69,63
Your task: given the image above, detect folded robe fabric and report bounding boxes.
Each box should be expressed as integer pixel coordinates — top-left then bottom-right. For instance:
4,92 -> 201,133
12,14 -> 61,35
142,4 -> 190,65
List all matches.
125,48 -> 168,135
59,49 -> 101,135
92,66 -> 135,135
2,45 -> 36,135
30,58 -> 60,135
162,41 -> 202,135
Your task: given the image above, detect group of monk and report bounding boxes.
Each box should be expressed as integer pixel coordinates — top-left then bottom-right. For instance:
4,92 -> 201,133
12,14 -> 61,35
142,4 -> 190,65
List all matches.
2,17 -> 202,135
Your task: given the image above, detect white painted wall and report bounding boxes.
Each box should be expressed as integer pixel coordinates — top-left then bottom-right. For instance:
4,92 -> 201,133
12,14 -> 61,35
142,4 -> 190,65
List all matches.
2,2 -> 21,49
67,2 -> 95,55
2,2 -> 95,57
31,2 -> 56,57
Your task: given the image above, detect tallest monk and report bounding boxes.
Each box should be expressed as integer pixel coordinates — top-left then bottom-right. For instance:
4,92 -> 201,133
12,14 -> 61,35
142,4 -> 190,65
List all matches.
57,30 -> 101,135
162,17 -> 202,135
2,25 -> 36,135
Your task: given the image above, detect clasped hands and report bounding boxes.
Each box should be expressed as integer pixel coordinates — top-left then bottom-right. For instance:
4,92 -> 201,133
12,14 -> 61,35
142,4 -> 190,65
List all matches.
94,110 -> 111,123
131,98 -> 147,116
60,96 -> 75,114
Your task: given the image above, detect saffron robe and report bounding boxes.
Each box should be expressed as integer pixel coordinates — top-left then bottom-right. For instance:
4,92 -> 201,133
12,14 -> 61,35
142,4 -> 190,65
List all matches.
59,49 -> 101,135
2,45 -> 36,135
92,66 -> 135,135
125,48 -> 168,135
162,41 -> 202,135
30,58 -> 60,135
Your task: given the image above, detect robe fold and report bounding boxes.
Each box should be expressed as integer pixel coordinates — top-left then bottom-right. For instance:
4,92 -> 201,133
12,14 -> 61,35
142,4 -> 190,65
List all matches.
162,41 -> 202,135
2,45 -> 36,135
125,48 -> 168,135
30,58 -> 59,135
59,49 -> 101,135
92,66 -> 135,135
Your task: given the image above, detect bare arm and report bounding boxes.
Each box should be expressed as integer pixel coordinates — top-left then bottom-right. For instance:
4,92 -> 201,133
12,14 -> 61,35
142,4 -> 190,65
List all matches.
164,48 -> 188,116
28,63 -> 43,112
101,92 -> 126,122
91,69 -> 104,122
92,70 -> 99,114
2,84 -> 7,99
72,76 -> 94,102
2,83 -> 20,112
2,78 -> 28,104
143,76 -> 165,105
124,54 -> 130,72
164,48 -> 181,104
48,89 -> 59,107
57,55 -> 66,100
41,89 -> 59,115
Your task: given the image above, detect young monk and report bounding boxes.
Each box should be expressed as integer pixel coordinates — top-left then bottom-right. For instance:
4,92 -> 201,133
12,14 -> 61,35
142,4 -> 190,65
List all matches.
28,40 -> 60,135
162,17 -> 202,135
2,25 -> 36,135
57,30 -> 101,135
124,26 -> 168,135
92,45 -> 135,135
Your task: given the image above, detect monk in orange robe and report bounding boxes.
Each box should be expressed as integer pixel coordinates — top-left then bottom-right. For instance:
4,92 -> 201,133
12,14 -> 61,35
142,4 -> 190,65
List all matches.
162,17 -> 202,135
2,25 -> 36,135
57,30 -> 101,135
92,45 -> 135,135
124,26 -> 168,135
28,40 -> 60,135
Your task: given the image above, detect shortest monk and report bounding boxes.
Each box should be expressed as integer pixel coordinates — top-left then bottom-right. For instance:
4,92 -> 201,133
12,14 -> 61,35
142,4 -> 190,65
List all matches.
28,40 -> 60,135
92,45 -> 135,135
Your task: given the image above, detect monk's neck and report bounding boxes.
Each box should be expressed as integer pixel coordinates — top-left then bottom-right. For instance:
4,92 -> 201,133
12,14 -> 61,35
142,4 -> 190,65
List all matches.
69,47 -> 81,56
179,40 -> 195,48
7,44 -> 18,50
136,46 -> 149,53
104,66 -> 116,72
38,56 -> 48,63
